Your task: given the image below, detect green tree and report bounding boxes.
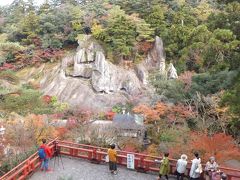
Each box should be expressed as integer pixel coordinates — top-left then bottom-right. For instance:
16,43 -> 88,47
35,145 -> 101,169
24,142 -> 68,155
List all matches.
0,88 -> 53,115
19,11 -> 40,44
145,5 -> 167,36
221,72 -> 240,139
203,29 -> 240,71
99,6 -> 137,60
179,25 -> 212,72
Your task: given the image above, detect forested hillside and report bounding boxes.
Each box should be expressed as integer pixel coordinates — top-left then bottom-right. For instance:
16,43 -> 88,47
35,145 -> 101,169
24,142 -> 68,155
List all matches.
0,0 -> 240,173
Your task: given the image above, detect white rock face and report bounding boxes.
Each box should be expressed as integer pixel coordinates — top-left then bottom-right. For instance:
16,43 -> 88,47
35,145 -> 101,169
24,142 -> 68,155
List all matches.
135,64 -> 148,85
40,36 -> 143,111
167,63 -> 178,79
40,64 -> 129,111
92,51 -> 141,94
136,36 -> 178,82
40,35 -> 177,111
145,36 -> 166,71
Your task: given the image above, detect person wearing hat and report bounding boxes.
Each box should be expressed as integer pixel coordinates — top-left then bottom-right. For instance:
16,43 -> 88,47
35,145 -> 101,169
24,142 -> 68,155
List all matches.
205,156 -> 219,180
176,154 -> 188,180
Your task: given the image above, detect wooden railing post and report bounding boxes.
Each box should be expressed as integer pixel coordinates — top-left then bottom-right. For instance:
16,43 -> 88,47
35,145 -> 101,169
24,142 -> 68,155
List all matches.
88,150 -> 92,160
135,158 -> 139,169
23,160 -> 30,177
69,148 -> 73,156
137,156 -> 146,172
93,148 -> 96,160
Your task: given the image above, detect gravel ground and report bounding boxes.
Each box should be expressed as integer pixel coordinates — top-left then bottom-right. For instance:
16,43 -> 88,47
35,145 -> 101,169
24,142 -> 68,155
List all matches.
29,157 -> 175,180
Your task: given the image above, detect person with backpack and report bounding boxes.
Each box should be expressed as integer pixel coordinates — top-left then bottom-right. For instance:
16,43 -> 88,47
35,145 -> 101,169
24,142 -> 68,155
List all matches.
38,138 -> 52,172
107,144 -> 117,175
190,152 -> 202,180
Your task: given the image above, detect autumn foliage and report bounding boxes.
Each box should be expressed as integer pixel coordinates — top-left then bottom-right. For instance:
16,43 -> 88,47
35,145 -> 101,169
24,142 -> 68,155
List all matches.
137,41 -> 153,54
0,48 -> 65,72
133,103 -> 161,123
189,132 -> 240,163
133,102 -> 194,124
170,132 -> 240,164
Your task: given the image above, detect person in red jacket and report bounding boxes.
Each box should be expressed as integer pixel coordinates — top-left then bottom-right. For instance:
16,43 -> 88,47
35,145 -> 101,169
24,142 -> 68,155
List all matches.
39,138 -> 52,172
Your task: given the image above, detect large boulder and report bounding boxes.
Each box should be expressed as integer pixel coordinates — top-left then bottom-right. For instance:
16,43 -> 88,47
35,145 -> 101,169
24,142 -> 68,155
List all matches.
40,35 -> 177,111
40,65 -> 129,111
92,51 -> 141,95
40,35 -> 144,111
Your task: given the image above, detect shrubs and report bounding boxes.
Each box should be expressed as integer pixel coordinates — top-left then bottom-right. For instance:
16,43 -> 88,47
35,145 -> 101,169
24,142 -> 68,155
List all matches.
0,88 -> 52,115
150,73 -> 186,102
221,72 -> 240,140
0,147 -> 37,177
189,70 -> 238,96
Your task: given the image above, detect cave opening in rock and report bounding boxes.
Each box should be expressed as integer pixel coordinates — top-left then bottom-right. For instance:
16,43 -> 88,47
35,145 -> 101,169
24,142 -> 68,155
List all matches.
120,87 -> 127,92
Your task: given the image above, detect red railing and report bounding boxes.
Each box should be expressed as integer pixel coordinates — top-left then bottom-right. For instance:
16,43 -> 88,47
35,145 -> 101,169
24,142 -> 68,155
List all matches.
57,140 -> 240,180
1,140 -> 240,180
0,139 -> 56,180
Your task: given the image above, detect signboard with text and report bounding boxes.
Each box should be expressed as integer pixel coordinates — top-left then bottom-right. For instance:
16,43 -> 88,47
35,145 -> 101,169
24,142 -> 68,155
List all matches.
127,154 -> 135,169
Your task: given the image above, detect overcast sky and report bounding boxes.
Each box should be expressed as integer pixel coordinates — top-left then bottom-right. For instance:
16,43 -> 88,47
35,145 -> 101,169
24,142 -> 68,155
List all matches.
0,0 -> 45,6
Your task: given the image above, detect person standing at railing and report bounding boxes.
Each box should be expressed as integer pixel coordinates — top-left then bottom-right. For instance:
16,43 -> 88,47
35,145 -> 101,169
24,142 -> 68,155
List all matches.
176,154 -> 188,180
189,152 -> 202,180
205,157 -> 219,180
108,144 -> 117,175
38,139 -> 53,172
158,152 -> 170,180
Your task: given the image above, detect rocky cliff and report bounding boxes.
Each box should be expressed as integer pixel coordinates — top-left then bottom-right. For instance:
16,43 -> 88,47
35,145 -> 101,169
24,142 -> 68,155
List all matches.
40,35 -> 177,111
135,36 -> 178,84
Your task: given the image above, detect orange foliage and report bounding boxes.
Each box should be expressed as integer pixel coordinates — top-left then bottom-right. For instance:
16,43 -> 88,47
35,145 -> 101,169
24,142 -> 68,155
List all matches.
5,114 -> 57,148
189,133 -> 240,163
133,102 -> 194,124
170,132 -> 240,163
137,41 -> 153,54
133,104 -> 161,123
166,104 -> 195,123
54,127 -> 68,139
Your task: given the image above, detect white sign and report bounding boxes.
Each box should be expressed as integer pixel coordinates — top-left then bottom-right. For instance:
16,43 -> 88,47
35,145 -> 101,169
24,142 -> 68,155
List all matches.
127,154 -> 135,169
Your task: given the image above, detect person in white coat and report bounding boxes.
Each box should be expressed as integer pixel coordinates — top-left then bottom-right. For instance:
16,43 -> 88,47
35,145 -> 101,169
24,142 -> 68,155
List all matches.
176,154 -> 188,180
190,152 -> 202,180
